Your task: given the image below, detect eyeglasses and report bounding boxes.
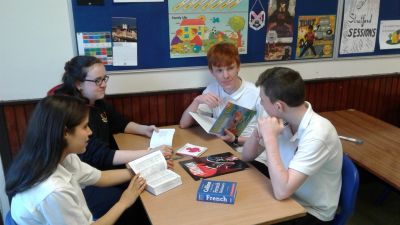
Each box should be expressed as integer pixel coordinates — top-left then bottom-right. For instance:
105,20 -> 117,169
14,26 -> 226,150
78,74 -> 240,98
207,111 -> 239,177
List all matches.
84,75 -> 109,86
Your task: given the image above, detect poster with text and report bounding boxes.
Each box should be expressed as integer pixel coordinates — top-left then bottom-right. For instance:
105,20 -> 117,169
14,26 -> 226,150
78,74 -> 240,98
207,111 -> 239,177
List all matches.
168,0 -> 249,58
339,0 -> 380,54
379,20 -> 400,50
265,0 -> 296,61
296,15 -> 336,59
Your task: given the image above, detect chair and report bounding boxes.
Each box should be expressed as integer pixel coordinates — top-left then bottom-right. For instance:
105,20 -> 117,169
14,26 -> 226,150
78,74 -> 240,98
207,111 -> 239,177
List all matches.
5,211 -> 17,225
332,154 -> 360,225
47,83 -> 62,96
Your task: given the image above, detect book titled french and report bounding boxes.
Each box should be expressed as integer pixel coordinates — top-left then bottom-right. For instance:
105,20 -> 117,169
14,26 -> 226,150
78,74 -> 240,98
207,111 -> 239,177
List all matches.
197,179 -> 237,204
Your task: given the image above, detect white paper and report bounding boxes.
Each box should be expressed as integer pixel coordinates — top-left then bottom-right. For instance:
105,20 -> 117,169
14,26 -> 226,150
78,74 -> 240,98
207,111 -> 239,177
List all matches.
188,112 -> 215,133
129,150 -> 167,177
379,20 -> 400,50
340,0 -> 380,54
149,128 -> 175,148
112,42 -> 137,66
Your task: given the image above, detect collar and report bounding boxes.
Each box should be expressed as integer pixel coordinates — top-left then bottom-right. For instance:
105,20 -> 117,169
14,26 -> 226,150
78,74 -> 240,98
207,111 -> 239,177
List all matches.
289,101 -> 313,142
221,78 -> 246,100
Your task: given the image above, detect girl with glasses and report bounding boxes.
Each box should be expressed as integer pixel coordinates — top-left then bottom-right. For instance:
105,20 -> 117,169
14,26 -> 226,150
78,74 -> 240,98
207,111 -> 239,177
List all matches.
49,56 -> 172,224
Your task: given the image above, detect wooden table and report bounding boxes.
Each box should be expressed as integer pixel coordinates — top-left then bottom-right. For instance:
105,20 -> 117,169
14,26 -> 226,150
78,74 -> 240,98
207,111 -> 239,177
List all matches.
320,109 -> 400,190
115,125 -> 305,225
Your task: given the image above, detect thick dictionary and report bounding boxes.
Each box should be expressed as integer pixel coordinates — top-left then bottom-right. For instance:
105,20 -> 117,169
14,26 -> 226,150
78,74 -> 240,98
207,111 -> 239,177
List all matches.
128,150 -> 182,195
197,179 -> 237,204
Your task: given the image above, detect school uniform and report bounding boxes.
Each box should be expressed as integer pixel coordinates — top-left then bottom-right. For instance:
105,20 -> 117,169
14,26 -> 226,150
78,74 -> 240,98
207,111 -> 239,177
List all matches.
198,79 -> 267,164
11,154 -> 101,225
258,102 -> 342,221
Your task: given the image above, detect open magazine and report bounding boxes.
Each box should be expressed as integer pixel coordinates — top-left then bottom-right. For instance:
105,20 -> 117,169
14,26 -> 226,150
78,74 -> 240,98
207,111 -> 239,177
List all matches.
189,102 -> 256,136
128,150 -> 182,195
179,152 -> 248,181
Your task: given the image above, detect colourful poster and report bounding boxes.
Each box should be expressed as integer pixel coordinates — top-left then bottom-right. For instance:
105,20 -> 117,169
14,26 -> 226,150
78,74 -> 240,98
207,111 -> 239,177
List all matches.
296,15 -> 336,59
76,32 -> 113,65
379,20 -> 400,50
265,0 -> 296,61
340,0 -> 380,54
168,0 -> 249,58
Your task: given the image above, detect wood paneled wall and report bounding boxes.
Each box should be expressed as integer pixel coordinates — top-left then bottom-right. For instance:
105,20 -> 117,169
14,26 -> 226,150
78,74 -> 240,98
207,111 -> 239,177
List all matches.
1,74 -> 400,171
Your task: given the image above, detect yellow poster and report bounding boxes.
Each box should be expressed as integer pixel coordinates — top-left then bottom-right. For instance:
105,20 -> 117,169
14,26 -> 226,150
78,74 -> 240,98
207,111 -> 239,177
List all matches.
296,15 -> 336,59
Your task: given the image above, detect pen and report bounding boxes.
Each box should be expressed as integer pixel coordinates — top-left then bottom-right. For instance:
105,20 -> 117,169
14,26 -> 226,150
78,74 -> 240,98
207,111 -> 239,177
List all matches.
338,135 -> 364,145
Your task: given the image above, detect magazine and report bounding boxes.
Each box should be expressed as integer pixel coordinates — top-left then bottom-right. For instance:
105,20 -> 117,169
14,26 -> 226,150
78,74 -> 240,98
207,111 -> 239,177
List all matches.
175,143 -> 208,157
179,152 -> 248,181
128,150 -> 182,195
189,102 -> 256,136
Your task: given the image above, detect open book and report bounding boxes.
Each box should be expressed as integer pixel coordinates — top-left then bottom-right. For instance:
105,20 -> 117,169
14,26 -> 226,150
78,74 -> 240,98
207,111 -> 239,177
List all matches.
128,150 -> 182,195
189,102 -> 256,136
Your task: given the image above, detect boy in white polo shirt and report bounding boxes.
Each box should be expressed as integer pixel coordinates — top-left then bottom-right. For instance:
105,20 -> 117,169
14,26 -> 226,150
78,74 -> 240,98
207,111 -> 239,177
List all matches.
242,67 -> 342,224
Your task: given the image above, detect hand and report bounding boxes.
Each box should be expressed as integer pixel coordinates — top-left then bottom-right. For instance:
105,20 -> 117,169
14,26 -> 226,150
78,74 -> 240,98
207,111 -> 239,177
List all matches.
144,125 -> 158,138
218,128 -> 235,143
194,93 -> 221,109
151,145 -> 174,169
166,158 -> 174,170
118,174 -> 146,209
258,116 -> 285,141
160,145 -> 174,169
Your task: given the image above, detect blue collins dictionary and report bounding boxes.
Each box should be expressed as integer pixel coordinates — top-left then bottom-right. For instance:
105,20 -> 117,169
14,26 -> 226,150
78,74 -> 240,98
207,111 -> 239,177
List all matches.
197,179 -> 237,204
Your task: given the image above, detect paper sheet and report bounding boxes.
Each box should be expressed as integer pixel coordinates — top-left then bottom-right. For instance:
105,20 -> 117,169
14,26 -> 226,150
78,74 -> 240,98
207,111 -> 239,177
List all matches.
149,128 -> 175,148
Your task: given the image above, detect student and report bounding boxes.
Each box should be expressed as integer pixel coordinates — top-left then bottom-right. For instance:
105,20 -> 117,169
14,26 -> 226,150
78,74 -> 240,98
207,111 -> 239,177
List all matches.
179,42 -> 267,171
6,95 -> 146,225
180,42 -> 258,145
49,55 -> 172,220
242,67 -> 342,224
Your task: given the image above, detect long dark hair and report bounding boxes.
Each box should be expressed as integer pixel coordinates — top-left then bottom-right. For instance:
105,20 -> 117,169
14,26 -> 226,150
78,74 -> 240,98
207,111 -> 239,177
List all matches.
56,55 -> 102,98
6,95 -> 89,197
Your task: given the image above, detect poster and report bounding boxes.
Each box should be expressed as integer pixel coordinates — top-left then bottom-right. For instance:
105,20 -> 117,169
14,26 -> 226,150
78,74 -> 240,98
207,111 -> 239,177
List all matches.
296,15 -> 336,59
76,32 -> 113,65
112,17 -> 138,66
379,20 -> 400,50
168,0 -> 249,58
265,0 -> 296,61
339,0 -> 380,54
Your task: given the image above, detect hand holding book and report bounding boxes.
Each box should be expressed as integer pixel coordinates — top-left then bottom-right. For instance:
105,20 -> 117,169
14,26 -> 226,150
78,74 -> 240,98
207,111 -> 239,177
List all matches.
128,150 -> 182,195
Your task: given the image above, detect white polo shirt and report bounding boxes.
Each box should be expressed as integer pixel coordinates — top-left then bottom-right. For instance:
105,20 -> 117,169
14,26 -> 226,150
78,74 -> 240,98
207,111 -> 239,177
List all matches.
198,79 -> 267,163
261,102 -> 342,221
289,103 -> 342,221
11,154 -> 101,225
